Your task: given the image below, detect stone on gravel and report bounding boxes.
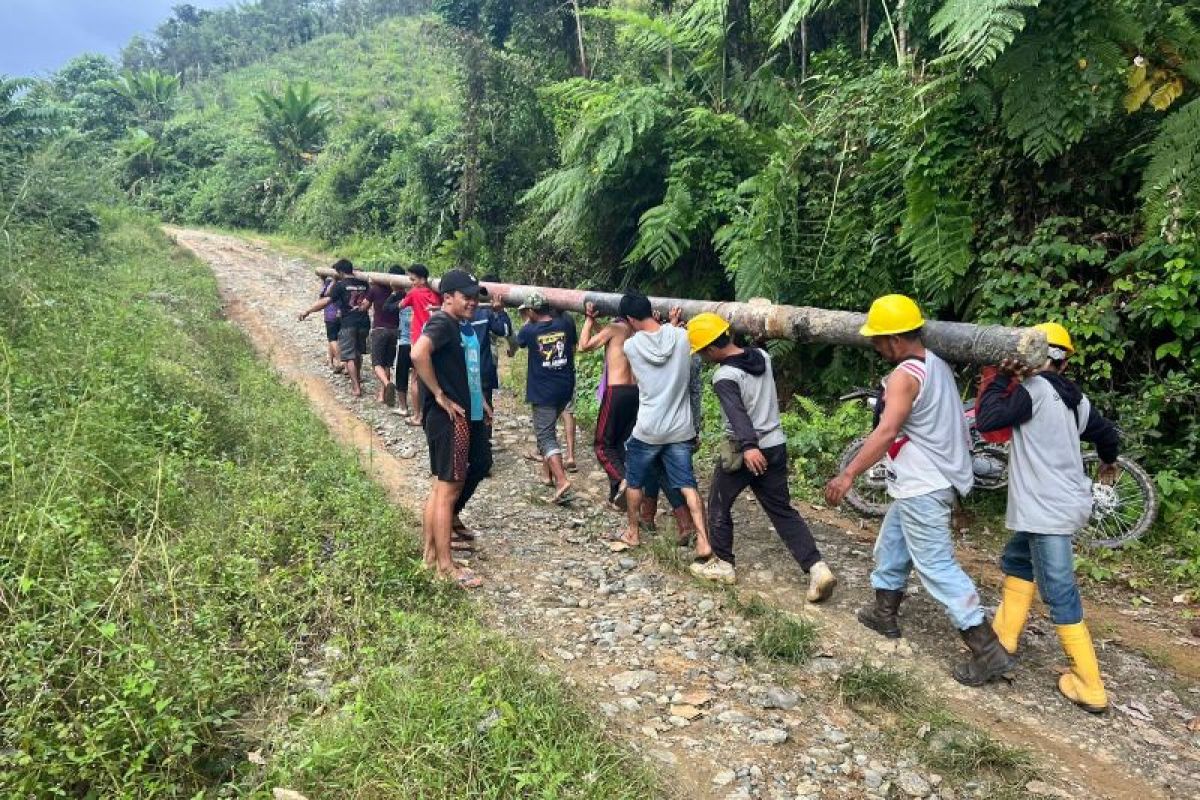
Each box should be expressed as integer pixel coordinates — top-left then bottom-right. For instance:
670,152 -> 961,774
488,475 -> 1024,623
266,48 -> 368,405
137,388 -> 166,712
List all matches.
751,727 -> 789,745
761,687 -> 800,710
609,670 -> 657,693
712,769 -> 737,787
717,710 -> 754,725
896,770 -> 931,797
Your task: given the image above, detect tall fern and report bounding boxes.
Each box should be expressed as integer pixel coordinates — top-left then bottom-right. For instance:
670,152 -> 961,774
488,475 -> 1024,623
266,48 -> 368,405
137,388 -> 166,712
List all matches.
929,0 -> 1040,69
901,169 -> 974,309
1141,97 -> 1200,237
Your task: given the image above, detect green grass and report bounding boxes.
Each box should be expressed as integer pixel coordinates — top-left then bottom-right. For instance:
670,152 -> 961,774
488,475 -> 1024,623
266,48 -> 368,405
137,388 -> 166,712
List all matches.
751,610 -> 820,664
0,210 -> 661,798
835,662 -> 925,714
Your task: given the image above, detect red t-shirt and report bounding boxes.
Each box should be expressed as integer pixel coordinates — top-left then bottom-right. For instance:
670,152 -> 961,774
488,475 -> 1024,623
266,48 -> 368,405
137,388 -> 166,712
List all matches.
400,286 -> 442,341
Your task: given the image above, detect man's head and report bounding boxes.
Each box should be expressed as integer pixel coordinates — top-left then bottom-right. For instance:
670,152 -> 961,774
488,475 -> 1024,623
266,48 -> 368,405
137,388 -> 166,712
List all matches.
388,264 -> 405,276
438,269 -> 486,321
1035,322 -> 1074,373
618,292 -> 655,331
687,312 -> 734,362
333,258 -> 354,276
518,291 -> 551,320
860,294 -> 925,364
408,263 -> 430,286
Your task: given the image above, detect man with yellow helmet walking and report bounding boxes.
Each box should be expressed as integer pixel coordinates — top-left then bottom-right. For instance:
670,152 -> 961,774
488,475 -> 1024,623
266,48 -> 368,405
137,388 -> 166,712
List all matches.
825,295 -> 1015,686
686,313 -> 838,602
976,322 -> 1120,713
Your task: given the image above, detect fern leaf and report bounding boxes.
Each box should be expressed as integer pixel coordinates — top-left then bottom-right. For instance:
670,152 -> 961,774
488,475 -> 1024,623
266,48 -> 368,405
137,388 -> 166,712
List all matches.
1141,97 -> 1200,235
901,170 -> 974,308
770,0 -> 844,51
929,0 -> 1040,69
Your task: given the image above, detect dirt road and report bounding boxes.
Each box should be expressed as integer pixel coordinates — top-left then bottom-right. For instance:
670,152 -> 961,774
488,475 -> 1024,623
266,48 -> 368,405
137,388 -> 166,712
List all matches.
168,226 -> 1199,800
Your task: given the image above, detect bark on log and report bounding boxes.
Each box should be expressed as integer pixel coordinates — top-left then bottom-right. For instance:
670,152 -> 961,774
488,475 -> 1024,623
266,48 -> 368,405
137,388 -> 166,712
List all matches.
316,268 -> 1046,366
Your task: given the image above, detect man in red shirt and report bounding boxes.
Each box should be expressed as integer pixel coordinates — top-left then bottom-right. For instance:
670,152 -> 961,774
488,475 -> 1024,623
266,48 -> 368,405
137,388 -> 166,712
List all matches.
399,264 -> 441,425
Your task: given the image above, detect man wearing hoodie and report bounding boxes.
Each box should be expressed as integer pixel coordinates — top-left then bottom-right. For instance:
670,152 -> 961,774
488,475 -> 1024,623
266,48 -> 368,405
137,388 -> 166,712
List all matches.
612,292 -> 712,561
976,322 -> 1120,713
686,313 -> 838,603
824,294 -> 1014,688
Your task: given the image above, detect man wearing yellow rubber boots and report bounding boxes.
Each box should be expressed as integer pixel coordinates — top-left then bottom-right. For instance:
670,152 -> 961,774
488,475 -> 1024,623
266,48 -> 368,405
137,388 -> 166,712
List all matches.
976,322 -> 1120,713
825,295 -> 1015,686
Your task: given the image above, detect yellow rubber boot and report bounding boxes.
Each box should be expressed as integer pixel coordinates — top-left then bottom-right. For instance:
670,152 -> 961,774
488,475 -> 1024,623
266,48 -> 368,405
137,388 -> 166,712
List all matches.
1056,622 -> 1108,713
992,576 -> 1037,654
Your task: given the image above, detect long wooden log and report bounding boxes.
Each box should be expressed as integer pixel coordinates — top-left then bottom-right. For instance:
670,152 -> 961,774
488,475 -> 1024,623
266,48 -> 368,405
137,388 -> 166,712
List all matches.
315,268 -> 1046,365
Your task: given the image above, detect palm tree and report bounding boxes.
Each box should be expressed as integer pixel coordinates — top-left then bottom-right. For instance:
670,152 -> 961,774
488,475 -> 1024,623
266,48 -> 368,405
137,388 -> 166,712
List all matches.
252,81 -> 333,172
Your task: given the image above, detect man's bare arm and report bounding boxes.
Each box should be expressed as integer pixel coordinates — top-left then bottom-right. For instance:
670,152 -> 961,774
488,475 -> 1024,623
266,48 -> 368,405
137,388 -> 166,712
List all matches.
824,371 -> 918,506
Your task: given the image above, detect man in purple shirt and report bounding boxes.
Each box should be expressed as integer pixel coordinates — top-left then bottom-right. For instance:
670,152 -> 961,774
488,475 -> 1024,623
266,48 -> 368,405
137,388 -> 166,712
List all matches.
367,265 -> 404,405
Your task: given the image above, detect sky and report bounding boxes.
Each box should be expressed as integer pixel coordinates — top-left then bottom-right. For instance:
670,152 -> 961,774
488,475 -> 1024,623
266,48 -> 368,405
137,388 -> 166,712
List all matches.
0,0 -> 237,77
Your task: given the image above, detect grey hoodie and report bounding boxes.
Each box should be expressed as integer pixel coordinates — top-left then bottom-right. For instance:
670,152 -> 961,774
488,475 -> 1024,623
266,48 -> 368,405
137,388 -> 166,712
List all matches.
624,324 -> 694,445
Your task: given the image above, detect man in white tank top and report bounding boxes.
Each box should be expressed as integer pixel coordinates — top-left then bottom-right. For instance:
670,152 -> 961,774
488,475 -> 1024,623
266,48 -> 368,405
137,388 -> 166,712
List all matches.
825,295 -> 1015,687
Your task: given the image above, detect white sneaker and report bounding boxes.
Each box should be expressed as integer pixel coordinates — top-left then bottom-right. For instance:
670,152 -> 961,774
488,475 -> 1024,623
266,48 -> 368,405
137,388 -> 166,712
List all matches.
690,556 -> 736,585
806,560 -> 837,603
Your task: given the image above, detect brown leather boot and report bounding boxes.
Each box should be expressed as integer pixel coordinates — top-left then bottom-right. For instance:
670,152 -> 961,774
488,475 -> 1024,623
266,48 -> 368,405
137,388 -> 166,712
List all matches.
953,622 -> 1017,686
857,589 -> 904,638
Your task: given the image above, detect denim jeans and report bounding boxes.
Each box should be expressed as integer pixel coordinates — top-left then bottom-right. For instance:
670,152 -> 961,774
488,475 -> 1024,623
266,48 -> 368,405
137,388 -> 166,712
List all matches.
624,437 -> 698,490
1000,531 -> 1083,624
871,488 -> 984,630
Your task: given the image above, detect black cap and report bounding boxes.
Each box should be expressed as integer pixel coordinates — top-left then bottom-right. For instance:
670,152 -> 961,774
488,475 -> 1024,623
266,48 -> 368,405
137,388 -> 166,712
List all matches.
439,268 -> 487,298
408,263 -> 429,279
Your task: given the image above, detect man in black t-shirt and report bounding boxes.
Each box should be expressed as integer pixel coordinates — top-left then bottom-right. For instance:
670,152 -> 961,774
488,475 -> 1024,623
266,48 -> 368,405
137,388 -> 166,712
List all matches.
411,269 -> 492,589
300,258 -> 371,397
516,292 -> 577,505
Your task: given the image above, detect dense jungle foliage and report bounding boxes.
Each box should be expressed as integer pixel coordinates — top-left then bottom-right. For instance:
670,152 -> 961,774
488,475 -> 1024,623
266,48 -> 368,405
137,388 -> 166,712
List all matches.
3,1 -> 1199,570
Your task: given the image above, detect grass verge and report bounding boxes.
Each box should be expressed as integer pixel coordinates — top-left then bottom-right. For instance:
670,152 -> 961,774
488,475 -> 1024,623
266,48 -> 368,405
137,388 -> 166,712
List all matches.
0,210 -> 660,798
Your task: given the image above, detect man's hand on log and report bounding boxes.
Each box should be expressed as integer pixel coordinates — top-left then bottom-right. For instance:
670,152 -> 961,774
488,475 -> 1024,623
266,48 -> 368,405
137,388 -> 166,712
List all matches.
491,295 -> 504,312
823,473 -> 853,508
997,358 -> 1032,380
585,301 -> 598,320
668,306 -> 684,327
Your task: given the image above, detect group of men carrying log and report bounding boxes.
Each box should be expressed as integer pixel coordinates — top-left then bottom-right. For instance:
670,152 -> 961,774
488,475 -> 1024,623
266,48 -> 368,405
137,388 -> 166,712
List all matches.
302,263 -> 1118,715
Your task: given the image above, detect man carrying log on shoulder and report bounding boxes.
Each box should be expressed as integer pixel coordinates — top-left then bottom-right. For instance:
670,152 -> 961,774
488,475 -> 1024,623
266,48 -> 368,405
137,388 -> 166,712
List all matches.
976,322 -> 1119,713
686,312 -> 837,602
824,294 -> 1015,687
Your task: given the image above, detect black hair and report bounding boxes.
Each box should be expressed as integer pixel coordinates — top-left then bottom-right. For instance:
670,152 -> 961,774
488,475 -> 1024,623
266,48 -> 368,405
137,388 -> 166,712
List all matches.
896,328 -> 923,342
618,292 -> 653,321
708,332 -> 732,350
332,258 -> 353,274
408,263 -> 430,279
387,264 -> 404,275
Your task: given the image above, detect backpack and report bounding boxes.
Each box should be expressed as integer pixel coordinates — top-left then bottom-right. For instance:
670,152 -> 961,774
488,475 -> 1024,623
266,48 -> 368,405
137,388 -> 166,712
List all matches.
974,366 -> 1015,444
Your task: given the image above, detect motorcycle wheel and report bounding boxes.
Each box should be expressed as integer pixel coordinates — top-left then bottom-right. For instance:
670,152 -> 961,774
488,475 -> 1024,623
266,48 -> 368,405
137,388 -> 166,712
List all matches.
838,437 -> 890,518
1079,454 -> 1159,549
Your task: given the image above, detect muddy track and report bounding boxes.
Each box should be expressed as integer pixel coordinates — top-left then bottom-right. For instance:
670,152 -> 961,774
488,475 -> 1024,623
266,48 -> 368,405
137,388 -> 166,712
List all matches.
168,226 -> 1199,800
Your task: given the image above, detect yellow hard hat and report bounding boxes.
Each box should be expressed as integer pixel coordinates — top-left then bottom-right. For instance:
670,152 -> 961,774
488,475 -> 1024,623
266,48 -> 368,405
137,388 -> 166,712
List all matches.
687,312 -> 731,354
1034,322 -> 1075,355
860,294 -> 925,337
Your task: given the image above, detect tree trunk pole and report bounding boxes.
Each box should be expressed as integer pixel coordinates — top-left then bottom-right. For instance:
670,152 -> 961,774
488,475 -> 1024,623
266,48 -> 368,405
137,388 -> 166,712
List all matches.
317,268 -> 1047,366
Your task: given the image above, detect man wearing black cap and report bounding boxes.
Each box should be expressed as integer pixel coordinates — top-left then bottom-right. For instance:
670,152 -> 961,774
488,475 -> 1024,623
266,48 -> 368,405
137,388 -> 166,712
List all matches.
299,259 -> 370,397
410,268 -> 492,588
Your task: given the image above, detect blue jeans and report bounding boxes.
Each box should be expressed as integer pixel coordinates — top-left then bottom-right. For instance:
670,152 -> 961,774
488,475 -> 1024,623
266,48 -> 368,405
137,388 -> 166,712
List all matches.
1000,531 -> 1083,624
624,437 -> 698,491
643,465 -> 685,510
871,489 -> 984,630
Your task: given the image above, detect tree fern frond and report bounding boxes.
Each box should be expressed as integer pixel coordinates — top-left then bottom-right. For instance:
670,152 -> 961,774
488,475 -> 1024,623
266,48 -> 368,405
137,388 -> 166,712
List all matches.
770,1 -> 846,51
901,170 -> 974,309
1141,97 -> 1200,235
625,188 -> 695,271
929,0 -> 1040,69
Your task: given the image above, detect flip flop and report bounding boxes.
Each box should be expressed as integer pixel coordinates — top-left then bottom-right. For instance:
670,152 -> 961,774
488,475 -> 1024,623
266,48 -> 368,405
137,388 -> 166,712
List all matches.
565,460 -> 578,473
452,568 -> 482,588
451,539 -> 476,553
406,418 -> 423,427
523,451 -> 543,463
452,527 -> 478,542
552,485 -> 575,506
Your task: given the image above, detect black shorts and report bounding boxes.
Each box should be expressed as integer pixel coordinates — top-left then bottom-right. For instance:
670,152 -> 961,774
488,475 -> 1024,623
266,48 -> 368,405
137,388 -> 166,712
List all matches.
324,319 -> 341,342
425,407 -> 491,483
337,325 -> 369,361
369,327 -> 398,368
